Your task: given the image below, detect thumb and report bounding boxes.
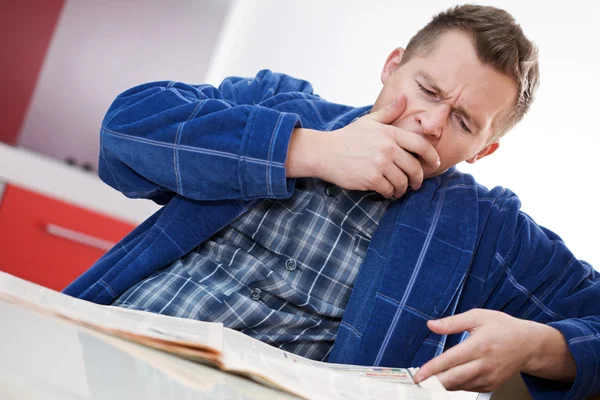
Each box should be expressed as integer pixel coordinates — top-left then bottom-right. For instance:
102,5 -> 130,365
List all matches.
366,95 -> 407,125
427,310 -> 481,335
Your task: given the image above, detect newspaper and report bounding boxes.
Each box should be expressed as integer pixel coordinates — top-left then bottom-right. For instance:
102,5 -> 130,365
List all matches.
0,272 -> 448,399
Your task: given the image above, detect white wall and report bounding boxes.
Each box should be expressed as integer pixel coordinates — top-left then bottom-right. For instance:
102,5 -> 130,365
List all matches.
208,0 -> 600,268
18,0 -> 232,169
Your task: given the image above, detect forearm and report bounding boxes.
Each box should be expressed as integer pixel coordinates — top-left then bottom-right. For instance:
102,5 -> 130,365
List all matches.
285,128 -> 326,178
523,321 -> 577,382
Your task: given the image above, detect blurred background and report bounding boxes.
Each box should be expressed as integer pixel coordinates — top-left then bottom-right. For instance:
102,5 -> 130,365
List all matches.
0,0 -> 598,292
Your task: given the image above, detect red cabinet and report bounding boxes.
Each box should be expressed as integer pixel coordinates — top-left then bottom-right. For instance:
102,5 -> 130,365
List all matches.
0,184 -> 135,291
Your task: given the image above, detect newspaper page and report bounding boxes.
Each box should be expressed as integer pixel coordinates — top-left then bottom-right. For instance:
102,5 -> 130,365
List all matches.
222,328 -> 447,400
81,329 -> 298,399
0,272 -> 449,399
0,272 -> 223,362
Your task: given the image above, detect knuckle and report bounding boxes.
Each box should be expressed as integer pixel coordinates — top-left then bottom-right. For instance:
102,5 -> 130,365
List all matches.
378,184 -> 393,198
373,153 -> 388,169
381,143 -> 395,157
476,384 -> 492,393
396,182 -> 408,195
481,375 -> 496,391
406,160 -> 423,180
394,172 -> 408,186
445,373 -> 460,390
479,341 -> 492,355
490,371 -> 501,384
393,177 -> 408,194
475,382 -> 491,393
394,188 -> 406,198
481,363 -> 494,375
394,128 -> 405,142
483,384 -> 497,393
365,173 -> 378,187
445,355 -> 458,369
445,317 -> 456,331
489,380 -> 502,392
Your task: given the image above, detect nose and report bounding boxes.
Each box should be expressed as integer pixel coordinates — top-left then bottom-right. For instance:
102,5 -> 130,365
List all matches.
416,103 -> 449,140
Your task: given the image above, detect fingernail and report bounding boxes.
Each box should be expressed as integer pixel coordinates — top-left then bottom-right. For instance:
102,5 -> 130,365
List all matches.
392,98 -> 397,106
434,160 -> 441,169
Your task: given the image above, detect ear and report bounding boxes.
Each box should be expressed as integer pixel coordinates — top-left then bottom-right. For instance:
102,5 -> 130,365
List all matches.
381,47 -> 406,85
466,142 -> 500,163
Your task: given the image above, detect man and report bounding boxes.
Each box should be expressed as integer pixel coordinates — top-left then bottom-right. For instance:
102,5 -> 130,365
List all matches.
64,4 -> 599,398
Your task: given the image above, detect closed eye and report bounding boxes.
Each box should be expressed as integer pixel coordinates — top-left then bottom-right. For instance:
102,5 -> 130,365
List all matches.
455,114 -> 472,133
417,82 -> 437,97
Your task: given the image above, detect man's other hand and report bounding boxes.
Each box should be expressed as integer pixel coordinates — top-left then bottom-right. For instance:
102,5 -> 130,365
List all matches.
412,309 -> 576,392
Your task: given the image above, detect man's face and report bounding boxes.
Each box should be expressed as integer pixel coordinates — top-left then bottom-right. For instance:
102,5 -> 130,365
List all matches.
371,30 -> 517,179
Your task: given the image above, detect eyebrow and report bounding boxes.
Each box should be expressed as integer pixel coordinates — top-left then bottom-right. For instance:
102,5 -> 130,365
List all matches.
417,71 -> 482,133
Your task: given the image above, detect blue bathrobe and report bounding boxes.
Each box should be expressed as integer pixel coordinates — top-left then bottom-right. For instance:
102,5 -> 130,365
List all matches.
64,70 -> 600,399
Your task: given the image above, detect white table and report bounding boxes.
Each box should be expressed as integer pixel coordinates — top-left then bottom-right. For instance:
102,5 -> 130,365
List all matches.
0,299 -> 299,399
0,298 -> 488,400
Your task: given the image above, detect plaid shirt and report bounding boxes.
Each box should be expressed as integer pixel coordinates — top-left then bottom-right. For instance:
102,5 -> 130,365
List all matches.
114,178 -> 390,361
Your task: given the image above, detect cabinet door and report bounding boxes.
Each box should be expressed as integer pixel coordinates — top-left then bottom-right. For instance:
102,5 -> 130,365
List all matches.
0,184 -> 135,291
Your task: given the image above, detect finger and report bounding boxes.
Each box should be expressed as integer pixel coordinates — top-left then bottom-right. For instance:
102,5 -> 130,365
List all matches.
392,148 -> 423,190
393,129 -> 440,169
427,309 -> 483,335
366,95 -> 407,125
434,359 -> 485,391
372,176 -> 395,198
413,339 -> 479,384
383,164 -> 409,198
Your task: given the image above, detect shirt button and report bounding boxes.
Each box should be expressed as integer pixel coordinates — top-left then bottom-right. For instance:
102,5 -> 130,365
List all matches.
285,258 -> 297,271
325,184 -> 338,197
250,288 -> 262,301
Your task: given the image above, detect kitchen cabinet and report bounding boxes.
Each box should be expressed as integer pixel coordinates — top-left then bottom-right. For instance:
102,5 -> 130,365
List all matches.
0,184 -> 135,291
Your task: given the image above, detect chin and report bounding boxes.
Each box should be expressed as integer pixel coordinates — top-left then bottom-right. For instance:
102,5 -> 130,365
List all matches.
423,168 -> 446,180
